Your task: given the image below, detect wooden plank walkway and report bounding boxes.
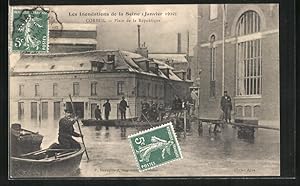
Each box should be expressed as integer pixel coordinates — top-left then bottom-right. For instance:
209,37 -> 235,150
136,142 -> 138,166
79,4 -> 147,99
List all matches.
198,118 -> 279,131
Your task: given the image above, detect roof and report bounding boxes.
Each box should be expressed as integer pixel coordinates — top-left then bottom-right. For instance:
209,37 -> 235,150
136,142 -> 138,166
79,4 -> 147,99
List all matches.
12,50 -> 183,82
148,53 -> 189,63
49,23 -> 97,31
173,70 -> 186,73
49,38 -> 97,45
169,70 -> 183,81
151,59 -> 174,70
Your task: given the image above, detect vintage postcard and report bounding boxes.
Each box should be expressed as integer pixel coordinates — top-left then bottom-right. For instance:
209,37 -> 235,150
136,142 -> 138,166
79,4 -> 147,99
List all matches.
8,4 -> 280,178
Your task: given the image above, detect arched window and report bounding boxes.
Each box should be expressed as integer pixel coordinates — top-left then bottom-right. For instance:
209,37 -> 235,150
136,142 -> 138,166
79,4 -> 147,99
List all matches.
236,11 -> 260,36
236,11 -> 262,96
210,34 -> 216,97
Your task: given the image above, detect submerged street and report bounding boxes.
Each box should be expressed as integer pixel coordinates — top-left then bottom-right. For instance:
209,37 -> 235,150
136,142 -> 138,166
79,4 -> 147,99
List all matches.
18,119 -> 280,177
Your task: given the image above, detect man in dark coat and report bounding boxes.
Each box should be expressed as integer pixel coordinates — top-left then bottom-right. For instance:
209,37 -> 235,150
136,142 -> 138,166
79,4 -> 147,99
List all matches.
141,100 -> 150,122
220,91 -> 232,123
94,105 -> 102,120
119,96 -> 129,120
103,99 -> 111,120
172,95 -> 183,110
58,109 -> 82,149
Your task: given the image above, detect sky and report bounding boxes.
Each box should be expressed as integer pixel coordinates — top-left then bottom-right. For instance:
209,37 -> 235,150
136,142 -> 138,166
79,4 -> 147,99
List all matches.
9,5 -> 198,67
50,5 -> 197,54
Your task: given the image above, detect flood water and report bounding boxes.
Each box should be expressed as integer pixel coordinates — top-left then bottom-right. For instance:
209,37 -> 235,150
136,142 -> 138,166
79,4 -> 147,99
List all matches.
16,119 -> 280,177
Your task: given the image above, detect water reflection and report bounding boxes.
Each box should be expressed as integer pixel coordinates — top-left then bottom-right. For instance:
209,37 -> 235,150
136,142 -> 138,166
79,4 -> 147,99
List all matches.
11,119 -> 280,176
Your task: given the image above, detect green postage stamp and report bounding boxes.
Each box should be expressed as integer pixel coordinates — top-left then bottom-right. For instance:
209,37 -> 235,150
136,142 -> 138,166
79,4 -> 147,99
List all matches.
12,9 -> 48,52
128,122 -> 182,171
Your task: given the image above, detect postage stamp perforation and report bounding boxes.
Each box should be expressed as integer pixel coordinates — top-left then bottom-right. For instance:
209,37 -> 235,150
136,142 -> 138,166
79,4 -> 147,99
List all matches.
138,153 -> 183,172
11,6 -> 50,53
127,121 -> 173,138
128,121 -> 183,172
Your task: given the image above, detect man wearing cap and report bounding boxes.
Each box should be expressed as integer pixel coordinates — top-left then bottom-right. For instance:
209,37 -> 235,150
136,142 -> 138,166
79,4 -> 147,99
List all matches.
58,108 -> 82,149
220,91 -> 232,123
119,96 -> 129,120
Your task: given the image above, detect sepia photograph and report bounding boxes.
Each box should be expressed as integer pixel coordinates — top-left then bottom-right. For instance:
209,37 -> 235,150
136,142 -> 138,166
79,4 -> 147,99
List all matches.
8,4 -> 280,178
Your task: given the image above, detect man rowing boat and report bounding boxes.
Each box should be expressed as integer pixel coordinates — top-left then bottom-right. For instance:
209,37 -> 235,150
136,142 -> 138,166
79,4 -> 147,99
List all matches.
58,108 -> 83,149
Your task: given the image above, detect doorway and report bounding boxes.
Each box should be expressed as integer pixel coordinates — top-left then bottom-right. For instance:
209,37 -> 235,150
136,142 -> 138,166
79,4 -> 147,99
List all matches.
66,102 -> 84,118
54,102 -> 61,120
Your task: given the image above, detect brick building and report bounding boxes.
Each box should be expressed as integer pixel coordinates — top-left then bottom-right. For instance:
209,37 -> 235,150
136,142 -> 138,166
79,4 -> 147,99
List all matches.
10,50 -> 191,125
192,4 -> 279,124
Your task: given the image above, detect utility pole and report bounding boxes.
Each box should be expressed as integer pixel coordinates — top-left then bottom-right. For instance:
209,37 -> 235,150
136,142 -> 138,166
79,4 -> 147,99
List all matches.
222,4 -> 226,94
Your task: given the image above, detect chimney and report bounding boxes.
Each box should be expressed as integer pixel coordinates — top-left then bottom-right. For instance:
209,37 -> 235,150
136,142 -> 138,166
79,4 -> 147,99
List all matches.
187,30 -> 189,57
177,33 -> 182,53
137,25 -> 141,49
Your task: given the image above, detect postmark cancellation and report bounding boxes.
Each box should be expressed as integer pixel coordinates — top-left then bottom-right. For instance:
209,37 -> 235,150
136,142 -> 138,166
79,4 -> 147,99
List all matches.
12,8 -> 49,52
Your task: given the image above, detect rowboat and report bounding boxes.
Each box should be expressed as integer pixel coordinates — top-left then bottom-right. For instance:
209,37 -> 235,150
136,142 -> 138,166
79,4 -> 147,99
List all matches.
10,143 -> 85,177
10,123 -> 44,157
81,117 -> 138,126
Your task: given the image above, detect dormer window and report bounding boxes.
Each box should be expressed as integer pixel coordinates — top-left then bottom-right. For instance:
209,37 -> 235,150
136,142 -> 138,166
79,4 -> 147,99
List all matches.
108,55 -> 115,62
91,61 -> 104,72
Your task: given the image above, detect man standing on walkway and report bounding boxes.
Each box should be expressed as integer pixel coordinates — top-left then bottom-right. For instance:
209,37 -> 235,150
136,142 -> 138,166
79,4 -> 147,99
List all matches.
220,91 -> 232,123
94,105 -> 102,120
103,99 -> 111,120
119,96 -> 129,120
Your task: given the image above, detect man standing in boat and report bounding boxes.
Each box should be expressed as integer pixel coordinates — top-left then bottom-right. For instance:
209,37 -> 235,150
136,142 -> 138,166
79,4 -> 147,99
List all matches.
103,99 -> 111,120
58,108 -> 82,149
94,105 -> 102,120
119,96 -> 129,120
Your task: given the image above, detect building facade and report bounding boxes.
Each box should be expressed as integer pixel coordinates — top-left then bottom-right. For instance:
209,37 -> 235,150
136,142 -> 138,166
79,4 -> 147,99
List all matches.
148,53 -> 192,80
49,23 -> 97,53
10,50 -> 191,125
192,4 -> 279,123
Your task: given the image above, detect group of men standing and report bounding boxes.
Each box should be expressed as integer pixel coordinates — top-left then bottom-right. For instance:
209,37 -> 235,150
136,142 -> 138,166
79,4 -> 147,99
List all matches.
94,96 -> 129,121
56,91 -> 232,150
140,100 -> 165,122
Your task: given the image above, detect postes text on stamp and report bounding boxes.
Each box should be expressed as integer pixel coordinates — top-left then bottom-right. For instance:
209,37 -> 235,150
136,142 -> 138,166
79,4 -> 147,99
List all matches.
128,122 -> 182,171
12,9 -> 48,52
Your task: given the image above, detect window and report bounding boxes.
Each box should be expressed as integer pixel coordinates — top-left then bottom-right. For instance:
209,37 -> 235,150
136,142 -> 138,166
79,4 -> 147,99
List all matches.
137,80 -> 140,97
18,102 -> 24,120
91,82 -> 97,96
41,102 -> 48,120
117,81 -> 124,95
34,84 -> 39,96
236,11 -> 262,96
73,82 -> 80,96
19,84 -> 24,96
236,11 -> 260,36
53,83 -> 58,96
31,102 -> 37,120
209,4 -> 218,20
155,84 -> 158,98
210,35 -> 217,97
160,84 -> 164,98
53,102 -> 60,120
108,55 -> 115,62
147,83 -> 151,97
91,61 -> 104,72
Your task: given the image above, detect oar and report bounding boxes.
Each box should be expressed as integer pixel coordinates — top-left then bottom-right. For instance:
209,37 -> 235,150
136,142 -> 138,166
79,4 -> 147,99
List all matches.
20,149 -> 78,157
69,94 -> 90,161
